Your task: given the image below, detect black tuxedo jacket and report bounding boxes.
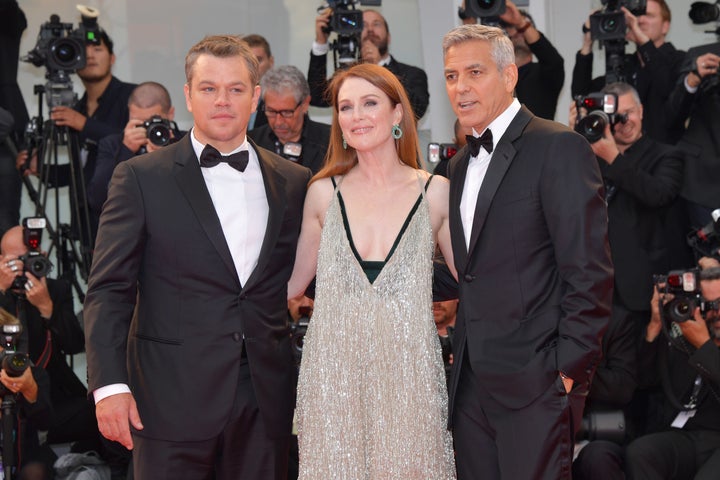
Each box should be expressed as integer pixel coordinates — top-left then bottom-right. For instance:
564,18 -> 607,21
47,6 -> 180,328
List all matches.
249,116 -> 330,174
447,106 -> 613,414
599,135 -> 683,312
83,135 -> 311,441
307,51 -> 430,119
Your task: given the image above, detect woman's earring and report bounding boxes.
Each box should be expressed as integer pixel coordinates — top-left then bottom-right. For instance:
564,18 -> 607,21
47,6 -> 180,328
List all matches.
342,135 -> 348,150
391,124 -> 403,140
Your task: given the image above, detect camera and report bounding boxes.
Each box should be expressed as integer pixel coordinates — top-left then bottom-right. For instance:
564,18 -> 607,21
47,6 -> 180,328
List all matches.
464,0 -> 507,19
22,6 -> 101,108
590,0 -> 647,42
689,1 -> 720,25
290,306 -> 312,367
653,269 -> 718,323
0,323 -> 30,397
142,116 -> 174,147
577,410 -> 627,444
427,143 -> 458,166
10,218 -> 53,292
318,0 -> 381,66
687,208 -> 720,261
574,93 -> 626,144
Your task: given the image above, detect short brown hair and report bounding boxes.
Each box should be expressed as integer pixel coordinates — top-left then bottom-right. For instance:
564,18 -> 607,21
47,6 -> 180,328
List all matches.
185,35 -> 259,88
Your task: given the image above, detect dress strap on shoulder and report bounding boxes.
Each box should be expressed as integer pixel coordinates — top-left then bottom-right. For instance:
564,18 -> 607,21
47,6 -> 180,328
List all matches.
330,175 -> 344,194
416,171 -> 433,201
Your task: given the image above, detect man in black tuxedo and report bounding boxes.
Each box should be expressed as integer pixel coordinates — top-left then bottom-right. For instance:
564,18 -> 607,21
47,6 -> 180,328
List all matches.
249,65 -> 330,175
308,8 -> 429,119
443,24 -> 614,479
83,35 -> 312,479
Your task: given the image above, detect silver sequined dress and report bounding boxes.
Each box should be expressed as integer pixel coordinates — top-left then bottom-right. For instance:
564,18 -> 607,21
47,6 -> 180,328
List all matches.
296,175 -> 456,480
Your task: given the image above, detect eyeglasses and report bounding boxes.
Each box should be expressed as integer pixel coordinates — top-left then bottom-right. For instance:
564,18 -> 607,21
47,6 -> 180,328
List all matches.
263,101 -> 302,119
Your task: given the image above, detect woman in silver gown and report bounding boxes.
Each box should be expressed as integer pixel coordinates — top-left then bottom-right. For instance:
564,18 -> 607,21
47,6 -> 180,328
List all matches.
288,63 -> 457,480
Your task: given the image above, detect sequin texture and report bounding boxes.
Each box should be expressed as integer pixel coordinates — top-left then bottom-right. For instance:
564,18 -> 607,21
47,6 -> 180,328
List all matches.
296,176 -> 456,480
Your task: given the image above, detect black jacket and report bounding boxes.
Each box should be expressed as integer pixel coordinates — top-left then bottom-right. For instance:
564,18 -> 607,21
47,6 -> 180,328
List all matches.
249,116 -> 330,175
308,51 -> 429,119
571,42 -> 686,144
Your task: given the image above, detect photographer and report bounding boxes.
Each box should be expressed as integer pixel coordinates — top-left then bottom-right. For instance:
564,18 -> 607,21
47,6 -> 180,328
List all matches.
87,81 -> 182,239
0,0 -> 29,239
665,49 -> 720,230
308,7 -> 430,119
571,0 -> 686,144
495,1 -> 565,120
249,66 -> 330,174
570,82 -> 682,324
0,226 -> 129,476
624,267 -> 720,479
0,307 -> 54,480
17,28 -> 136,184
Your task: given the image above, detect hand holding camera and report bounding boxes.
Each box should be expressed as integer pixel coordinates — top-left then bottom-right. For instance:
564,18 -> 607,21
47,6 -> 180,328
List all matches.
123,115 -> 174,155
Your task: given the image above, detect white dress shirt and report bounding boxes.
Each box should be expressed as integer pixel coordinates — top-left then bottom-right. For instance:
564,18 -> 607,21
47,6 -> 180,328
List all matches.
460,99 -> 521,251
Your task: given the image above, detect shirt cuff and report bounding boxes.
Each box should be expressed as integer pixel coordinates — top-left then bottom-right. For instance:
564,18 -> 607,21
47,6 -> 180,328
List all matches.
684,75 -> 699,94
312,41 -> 329,56
93,383 -> 131,404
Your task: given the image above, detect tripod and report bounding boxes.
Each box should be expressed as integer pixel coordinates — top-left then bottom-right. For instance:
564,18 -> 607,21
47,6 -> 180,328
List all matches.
23,82 -> 93,302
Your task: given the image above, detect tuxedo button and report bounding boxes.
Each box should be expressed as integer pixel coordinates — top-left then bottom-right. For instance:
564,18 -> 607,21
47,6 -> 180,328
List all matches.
464,274 -> 475,282
232,332 -> 242,342
239,292 -> 247,300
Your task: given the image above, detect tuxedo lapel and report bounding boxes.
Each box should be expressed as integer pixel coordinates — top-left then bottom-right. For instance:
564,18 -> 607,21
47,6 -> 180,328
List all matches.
466,107 -> 533,262
242,139 -> 287,292
449,145 -> 472,272
173,137 -> 241,287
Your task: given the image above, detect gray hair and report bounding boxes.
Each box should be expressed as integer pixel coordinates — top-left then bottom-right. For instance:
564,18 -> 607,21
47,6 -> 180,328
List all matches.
701,267 -> 720,282
442,24 -> 515,71
260,65 -> 310,103
601,82 -> 642,107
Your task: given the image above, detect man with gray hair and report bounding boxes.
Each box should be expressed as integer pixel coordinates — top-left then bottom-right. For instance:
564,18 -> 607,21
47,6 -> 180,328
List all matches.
249,65 -> 330,174
442,24 -> 613,479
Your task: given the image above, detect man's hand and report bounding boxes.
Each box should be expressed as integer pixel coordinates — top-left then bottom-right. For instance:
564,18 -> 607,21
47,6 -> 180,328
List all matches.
122,118 -> 149,154
699,256 -> 720,270
16,149 -> 38,177
590,123 -> 621,164
623,7 -> 649,47
361,40 -> 381,65
0,368 -> 38,403
677,308 -> 712,349
688,53 -> 720,89
647,284 -> 668,342
499,1 -> 524,27
50,106 -> 87,132
96,392 -> 144,450
315,8 -> 332,45
0,255 -> 22,292
0,368 -> 39,403
23,273 -> 53,319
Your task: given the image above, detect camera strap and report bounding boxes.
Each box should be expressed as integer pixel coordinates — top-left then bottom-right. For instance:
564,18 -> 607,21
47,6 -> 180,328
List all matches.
35,329 -> 52,369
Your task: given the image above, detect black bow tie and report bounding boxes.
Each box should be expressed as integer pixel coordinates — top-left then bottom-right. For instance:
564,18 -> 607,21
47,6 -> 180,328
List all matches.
466,129 -> 493,156
199,144 -> 249,172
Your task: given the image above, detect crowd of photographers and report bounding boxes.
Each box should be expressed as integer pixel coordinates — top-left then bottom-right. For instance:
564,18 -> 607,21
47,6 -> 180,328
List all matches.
1,0 -> 720,478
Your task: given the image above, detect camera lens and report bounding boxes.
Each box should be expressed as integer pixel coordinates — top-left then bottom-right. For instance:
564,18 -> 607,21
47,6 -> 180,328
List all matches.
600,16 -> 620,34
575,111 -> 608,144
50,39 -> 81,69
147,123 -> 171,146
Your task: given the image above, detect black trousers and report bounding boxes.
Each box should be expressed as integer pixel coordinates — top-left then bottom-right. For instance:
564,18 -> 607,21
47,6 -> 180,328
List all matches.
132,361 -> 290,480
625,429 -> 720,480
453,354 -> 584,480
